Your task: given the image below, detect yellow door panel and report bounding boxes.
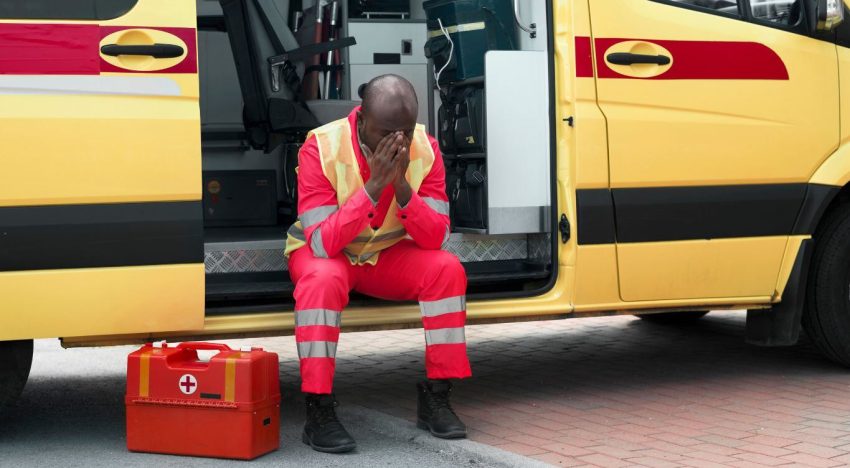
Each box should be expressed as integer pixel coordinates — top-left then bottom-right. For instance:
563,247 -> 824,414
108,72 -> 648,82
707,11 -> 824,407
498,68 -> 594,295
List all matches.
0,95 -> 199,206
618,237 -> 787,301
573,245 -> 621,306
810,140 -> 850,187
0,1 -> 200,207
0,0 -> 203,340
587,1 -> 839,303
843,46 -> 850,146
0,265 -> 204,341
811,45 -> 850,187
590,1 -> 839,188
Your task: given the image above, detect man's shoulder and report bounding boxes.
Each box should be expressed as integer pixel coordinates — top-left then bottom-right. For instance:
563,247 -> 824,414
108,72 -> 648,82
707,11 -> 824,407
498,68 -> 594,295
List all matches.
425,133 -> 441,157
300,134 -> 319,151
310,116 -> 352,137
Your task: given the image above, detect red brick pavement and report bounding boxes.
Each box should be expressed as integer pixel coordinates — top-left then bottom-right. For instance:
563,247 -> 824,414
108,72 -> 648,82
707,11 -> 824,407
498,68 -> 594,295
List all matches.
249,311 -> 850,467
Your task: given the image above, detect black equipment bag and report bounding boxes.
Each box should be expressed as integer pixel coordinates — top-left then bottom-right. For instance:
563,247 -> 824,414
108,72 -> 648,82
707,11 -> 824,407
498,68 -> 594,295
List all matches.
446,159 -> 487,231
438,84 -> 485,157
423,0 -> 515,84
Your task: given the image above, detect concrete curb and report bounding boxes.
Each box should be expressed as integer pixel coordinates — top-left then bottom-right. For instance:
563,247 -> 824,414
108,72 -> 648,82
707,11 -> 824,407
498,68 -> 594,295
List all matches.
343,405 -> 553,468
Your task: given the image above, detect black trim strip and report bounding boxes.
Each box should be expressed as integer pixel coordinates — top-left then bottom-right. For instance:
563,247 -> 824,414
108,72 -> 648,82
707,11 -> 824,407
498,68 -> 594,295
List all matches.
834,6 -> 850,48
577,184 -> 816,245
613,184 -> 807,243
0,201 -> 203,272
792,184 -> 841,235
576,189 -> 616,245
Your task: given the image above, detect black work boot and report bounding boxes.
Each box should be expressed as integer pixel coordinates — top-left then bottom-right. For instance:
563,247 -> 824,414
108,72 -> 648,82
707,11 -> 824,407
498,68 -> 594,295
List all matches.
302,393 -> 357,453
416,380 -> 467,439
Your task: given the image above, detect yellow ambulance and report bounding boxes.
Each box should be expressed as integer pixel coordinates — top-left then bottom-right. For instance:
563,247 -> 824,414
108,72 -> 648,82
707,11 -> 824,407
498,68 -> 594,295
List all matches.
1,0 -> 849,409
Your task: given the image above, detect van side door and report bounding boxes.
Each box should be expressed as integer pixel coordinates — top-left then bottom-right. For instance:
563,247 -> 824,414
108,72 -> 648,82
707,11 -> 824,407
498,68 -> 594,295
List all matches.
587,0 -> 839,302
0,0 -> 204,340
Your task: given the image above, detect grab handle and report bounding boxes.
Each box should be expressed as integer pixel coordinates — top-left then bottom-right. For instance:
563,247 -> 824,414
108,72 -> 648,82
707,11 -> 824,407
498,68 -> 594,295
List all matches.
511,0 -> 537,38
176,342 -> 232,352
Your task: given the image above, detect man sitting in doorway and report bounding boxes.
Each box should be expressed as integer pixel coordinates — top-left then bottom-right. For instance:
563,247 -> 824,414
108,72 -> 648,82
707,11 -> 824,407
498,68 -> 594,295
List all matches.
284,74 -> 472,453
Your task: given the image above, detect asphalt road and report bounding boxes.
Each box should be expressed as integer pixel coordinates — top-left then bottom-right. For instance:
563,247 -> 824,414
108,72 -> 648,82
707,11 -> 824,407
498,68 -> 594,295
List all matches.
0,340 -> 542,468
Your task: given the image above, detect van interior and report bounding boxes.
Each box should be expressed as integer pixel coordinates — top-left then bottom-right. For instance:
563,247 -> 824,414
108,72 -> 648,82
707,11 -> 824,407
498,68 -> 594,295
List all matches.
196,0 -> 556,312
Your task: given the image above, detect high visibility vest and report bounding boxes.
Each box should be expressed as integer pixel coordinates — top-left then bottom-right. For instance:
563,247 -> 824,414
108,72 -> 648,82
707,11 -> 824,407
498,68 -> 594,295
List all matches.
284,118 -> 436,265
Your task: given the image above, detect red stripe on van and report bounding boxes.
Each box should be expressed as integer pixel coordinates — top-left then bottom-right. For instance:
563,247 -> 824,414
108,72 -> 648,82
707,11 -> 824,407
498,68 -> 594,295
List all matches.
0,24 -> 100,74
575,36 -> 594,78
594,38 -> 789,80
0,24 -> 197,75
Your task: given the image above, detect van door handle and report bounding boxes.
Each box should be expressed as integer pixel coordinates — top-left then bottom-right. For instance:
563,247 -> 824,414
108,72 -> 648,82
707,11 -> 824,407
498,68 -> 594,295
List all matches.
606,53 -> 671,66
100,43 -> 185,59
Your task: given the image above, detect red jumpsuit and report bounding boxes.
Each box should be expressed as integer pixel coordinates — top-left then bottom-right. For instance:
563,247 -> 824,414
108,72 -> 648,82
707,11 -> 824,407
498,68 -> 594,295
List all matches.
289,107 -> 472,394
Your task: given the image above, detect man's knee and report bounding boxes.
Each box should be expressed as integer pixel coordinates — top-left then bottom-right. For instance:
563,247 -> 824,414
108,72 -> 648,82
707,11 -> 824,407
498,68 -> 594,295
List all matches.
422,251 -> 467,286
295,258 -> 350,293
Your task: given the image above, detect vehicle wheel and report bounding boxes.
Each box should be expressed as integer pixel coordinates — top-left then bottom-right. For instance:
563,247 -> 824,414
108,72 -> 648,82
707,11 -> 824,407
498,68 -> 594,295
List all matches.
0,340 -> 33,411
637,311 -> 709,323
803,202 -> 850,367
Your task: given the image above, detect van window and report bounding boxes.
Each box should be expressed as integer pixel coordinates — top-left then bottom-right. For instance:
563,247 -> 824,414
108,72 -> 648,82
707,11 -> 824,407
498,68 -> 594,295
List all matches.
748,0 -> 802,26
836,5 -> 850,48
663,0 -> 741,16
0,0 -> 138,20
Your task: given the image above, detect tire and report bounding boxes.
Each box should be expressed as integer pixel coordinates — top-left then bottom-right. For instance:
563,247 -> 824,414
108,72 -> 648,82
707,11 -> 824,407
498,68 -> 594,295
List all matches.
803,202 -> 850,367
637,311 -> 709,323
0,340 -> 33,411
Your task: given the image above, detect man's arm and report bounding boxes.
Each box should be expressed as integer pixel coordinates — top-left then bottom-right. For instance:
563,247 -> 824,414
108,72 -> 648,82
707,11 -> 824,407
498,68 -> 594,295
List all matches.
395,136 -> 451,250
297,136 -> 375,258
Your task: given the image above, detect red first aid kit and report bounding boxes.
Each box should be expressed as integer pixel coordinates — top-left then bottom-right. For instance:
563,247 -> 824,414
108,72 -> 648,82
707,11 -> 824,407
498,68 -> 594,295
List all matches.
125,341 -> 280,460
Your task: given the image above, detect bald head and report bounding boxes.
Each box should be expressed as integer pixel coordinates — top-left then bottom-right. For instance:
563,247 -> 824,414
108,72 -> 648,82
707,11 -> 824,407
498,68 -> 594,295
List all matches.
360,74 -> 418,119
357,74 -> 418,153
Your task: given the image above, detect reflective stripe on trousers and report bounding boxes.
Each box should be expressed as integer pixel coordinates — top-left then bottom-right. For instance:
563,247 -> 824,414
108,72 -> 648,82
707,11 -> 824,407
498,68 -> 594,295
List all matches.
420,296 -> 467,346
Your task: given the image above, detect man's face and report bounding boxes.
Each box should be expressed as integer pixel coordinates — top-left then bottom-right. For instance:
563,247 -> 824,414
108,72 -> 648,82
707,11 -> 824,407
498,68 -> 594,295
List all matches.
358,110 -> 416,154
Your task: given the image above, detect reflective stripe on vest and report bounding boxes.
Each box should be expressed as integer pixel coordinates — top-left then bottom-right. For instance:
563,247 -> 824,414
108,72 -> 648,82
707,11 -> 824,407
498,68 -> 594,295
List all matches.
284,118 -> 435,265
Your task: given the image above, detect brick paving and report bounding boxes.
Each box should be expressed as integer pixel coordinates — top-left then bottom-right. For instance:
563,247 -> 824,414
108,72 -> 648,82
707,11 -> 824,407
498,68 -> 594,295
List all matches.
247,311 -> 850,467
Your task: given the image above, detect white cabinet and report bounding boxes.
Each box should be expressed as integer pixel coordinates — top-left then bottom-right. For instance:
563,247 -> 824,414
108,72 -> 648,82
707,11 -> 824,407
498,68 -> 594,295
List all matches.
348,21 -> 428,65
347,21 -> 431,131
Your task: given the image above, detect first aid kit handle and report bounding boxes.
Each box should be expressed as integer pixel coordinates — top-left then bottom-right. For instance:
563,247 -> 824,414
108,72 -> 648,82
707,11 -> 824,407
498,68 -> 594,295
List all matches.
176,342 -> 232,352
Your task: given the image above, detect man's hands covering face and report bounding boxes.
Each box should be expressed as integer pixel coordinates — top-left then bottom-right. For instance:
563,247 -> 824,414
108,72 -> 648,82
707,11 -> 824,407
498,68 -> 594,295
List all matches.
364,131 -> 413,207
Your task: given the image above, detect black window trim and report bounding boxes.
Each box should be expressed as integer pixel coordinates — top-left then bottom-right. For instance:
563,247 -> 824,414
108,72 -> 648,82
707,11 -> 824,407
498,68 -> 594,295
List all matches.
834,6 -> 850,47
0,0 -> 139,21
650,0 -> 745,20
650,0 -> 820,40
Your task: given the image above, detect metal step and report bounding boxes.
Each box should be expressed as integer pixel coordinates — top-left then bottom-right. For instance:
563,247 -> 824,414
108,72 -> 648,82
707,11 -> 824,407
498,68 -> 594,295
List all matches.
204,228 -> 550,274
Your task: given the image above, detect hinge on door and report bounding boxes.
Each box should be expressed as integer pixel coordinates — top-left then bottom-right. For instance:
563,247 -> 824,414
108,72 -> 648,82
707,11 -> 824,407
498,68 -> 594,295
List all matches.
558,214 -> 570,244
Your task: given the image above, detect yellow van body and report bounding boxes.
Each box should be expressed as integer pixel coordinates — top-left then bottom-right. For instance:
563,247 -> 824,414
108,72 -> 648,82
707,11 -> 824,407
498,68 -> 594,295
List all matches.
1,0 -> 849,351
